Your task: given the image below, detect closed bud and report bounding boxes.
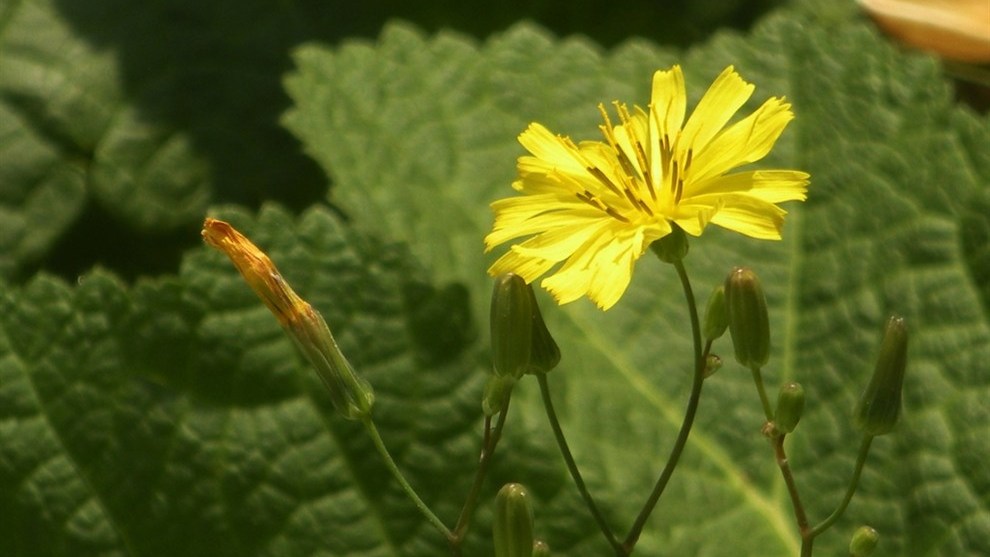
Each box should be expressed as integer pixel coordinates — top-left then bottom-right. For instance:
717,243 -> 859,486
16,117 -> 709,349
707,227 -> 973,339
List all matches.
703,285 -> 729,341
849,525 -> 879,556
203,218 -> 374,420
491,274 -> 534,379
525,285 -> 560,375
483,375 -> 515,416
855,315 -> 908,436
774,382 -> 805,434
531,540 -> 551,557
494,483 -> 534,557
724,267 -> 770,368
650,223 -> 689,263
704,354 -> 723,378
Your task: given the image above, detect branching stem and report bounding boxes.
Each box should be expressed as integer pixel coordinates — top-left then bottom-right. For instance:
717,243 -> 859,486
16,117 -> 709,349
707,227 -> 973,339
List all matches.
449,394 -> 513,555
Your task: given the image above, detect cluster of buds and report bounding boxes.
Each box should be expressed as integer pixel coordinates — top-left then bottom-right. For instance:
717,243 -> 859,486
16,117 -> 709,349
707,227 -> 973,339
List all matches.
720,267 -> 907,437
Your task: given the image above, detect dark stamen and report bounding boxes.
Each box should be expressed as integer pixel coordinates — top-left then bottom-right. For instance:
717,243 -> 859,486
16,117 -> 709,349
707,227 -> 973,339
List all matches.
605,207 -> 631,223
587,166 -> 623,197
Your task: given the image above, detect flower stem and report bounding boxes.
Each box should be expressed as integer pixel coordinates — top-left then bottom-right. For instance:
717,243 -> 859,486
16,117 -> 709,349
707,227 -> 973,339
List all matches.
362,416 -> 453,543
537,373 -> 624,555
809,435 -> 875,537
450,395 -> 513,552
795,434 -> 874,557
750,365 -> 774,422
622,258 -> 706,553
772,434 -> 810,537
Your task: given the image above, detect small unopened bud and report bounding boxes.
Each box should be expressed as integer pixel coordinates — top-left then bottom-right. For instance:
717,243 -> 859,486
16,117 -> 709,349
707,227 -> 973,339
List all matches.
849,525 -> 879,556
650,224 -> 689,263
774,382 -> 805,434
494,483 -> 534,557
202,218 -> 374,420
531,540 -> 551,557
724,267 -> 770,368
525,285 -> 560,375
855,315 -> 908,436
483,375 -> 515,416
704,354 -> 723,378
491,274 -> 534,379
703,285 -> 729,341
490,274 -> 560,378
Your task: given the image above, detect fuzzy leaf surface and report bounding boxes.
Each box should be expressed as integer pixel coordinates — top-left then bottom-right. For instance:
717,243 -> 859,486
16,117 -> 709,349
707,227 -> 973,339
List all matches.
284,2 -> 990,555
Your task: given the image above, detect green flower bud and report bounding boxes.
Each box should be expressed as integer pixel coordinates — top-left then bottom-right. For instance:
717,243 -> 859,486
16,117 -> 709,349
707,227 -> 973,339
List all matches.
774,382 -> 805,434
494,483 -> 534,557
483,375 -> 515,416
849,525 -> 879,556
703,285 -> 729,341
491,274 -> 534,379
531,540 -> 551,557
855,315 -> 908,436
650,224 -> 689,263
525,285 -> 560,375
724,267 -> 770,368
704,354 -> 723,378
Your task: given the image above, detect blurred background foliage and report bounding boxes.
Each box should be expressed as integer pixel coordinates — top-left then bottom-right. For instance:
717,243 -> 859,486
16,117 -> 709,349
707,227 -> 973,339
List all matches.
3,0 -> 785,283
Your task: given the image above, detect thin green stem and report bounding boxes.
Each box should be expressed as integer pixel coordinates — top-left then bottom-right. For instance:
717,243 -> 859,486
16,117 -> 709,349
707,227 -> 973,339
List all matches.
773,434 -> 810,536
750,365 -> 774,422
809,435 -> 875,538
362,416 -> 452,542
537,373 -> 623,555
798,434 -> 875,557
450,394 -> 512,551
622,258 -> 706,553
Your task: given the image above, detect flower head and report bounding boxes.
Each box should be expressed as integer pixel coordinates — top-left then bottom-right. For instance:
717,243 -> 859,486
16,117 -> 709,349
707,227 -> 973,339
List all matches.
485,65 -> 809,310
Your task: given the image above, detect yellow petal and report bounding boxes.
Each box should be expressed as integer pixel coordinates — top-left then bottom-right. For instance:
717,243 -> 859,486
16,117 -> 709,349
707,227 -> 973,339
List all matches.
649,65 -> 686,146
512,220 -> 613,261
488,249 -> 557,283
488,193 -> 586,228
587,232 -> 643,309
686,170 -> 809,203
678,66 -> 754,156
541,225 -> 649,310
540,232 -> 614,306
689,97 -> 795,183
706,194 -> 789,239
518,123 -> 589,176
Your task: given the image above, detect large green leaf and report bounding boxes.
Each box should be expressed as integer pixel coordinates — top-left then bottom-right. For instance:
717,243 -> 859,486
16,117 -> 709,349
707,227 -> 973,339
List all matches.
0,0 -> 329,279
282,2 -> 990,556
2,0 -> 987,555
0,204 -> 510,556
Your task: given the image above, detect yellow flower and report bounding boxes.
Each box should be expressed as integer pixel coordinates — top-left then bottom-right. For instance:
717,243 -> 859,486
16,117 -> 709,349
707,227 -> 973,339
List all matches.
485,65 -> 810,310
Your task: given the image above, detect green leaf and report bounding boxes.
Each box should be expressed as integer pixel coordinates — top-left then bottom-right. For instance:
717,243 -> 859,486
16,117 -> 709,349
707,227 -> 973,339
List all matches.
283,4 -> 990,556
0,205 -> 502,556
0,0 -> 328,279
3,0 -> 988,555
